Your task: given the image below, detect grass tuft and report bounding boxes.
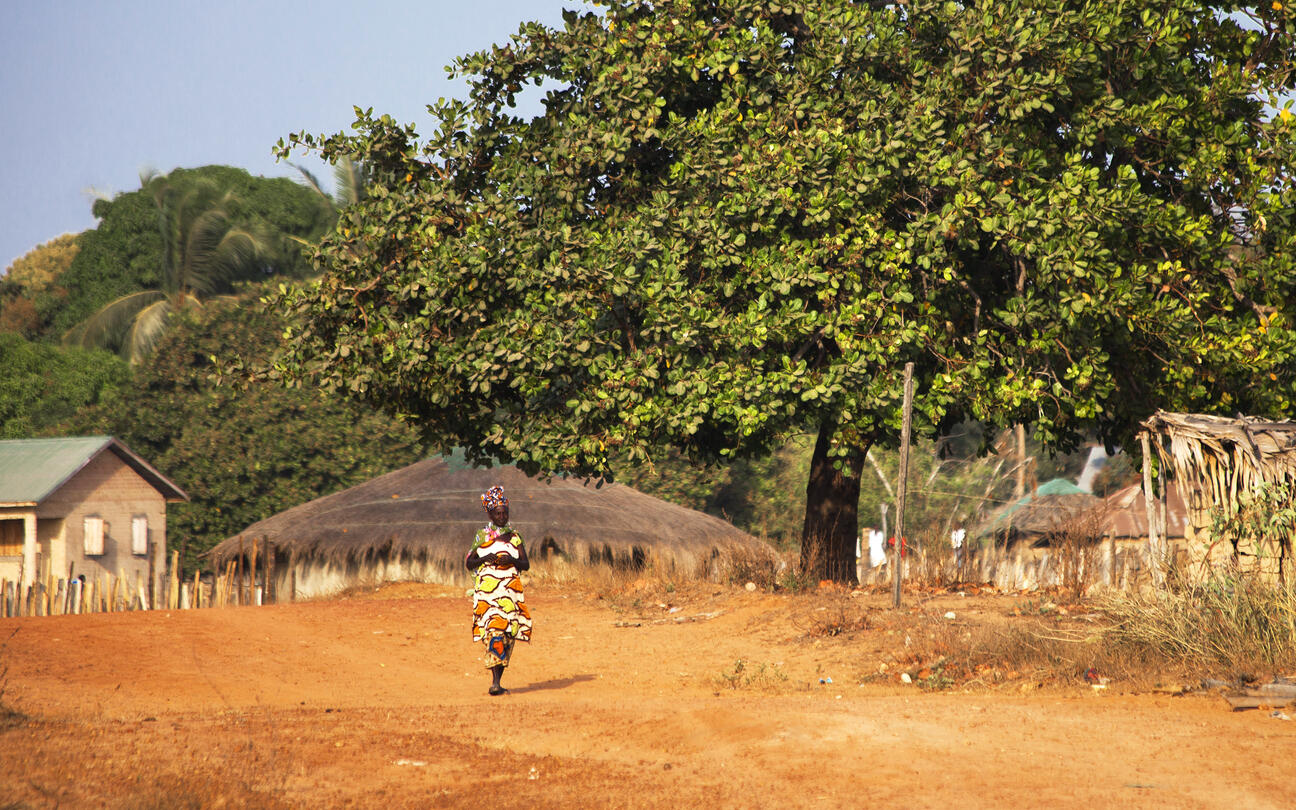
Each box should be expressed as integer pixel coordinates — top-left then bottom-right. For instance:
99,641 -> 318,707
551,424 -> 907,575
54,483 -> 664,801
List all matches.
1098,572 -> 1296,678
713,659 -> 790,691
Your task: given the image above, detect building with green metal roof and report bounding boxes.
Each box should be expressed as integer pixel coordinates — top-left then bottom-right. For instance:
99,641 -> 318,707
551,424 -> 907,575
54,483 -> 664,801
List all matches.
0,436 -> 186,600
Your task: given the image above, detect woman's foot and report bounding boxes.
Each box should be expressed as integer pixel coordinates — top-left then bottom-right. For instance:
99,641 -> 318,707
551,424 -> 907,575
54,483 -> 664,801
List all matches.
488,685 -> 508,696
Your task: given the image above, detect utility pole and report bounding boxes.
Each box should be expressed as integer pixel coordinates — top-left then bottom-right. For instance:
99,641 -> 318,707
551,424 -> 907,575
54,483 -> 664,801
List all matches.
893,362 -> 914,609
1014,423 -> 1027,501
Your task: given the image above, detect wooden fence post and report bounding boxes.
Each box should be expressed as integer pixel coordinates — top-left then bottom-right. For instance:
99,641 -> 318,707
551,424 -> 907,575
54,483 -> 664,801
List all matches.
247,539 -> 258,606
1141,431 -> 1163,587
265,539 -> 276,604
148,537 -> 157,610
169,550 -> 180,610
893,361 -> 915,609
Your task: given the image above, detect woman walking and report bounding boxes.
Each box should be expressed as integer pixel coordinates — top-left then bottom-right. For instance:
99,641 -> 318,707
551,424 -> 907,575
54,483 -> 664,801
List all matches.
465,485 -> 531,696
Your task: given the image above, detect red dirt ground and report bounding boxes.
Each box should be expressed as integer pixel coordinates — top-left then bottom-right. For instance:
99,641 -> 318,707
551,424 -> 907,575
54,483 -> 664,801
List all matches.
0,581 -> 1291,809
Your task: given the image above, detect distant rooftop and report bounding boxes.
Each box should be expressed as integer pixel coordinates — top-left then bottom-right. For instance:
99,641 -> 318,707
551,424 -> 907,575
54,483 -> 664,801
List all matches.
0,436 -> 187,506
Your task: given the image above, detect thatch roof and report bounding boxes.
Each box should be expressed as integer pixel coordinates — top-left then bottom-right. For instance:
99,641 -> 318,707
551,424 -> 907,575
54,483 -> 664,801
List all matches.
209,457 -> 774,579
1142,411 -> 1296,518
979,478 -> 1102,540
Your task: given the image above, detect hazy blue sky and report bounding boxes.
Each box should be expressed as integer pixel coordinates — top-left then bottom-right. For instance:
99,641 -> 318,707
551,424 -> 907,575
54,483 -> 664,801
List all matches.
1,1 -> 594,270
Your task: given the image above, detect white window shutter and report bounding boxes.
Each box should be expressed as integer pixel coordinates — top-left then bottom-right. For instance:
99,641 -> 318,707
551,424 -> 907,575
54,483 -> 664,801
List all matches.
131,516 -> 148,556
84,517 -> 104,555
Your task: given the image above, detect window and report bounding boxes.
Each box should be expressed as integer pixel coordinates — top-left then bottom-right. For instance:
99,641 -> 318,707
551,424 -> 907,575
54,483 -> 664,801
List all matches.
131,516 -> 148,556
83,516 -> 105,556
0,520 -> 21,556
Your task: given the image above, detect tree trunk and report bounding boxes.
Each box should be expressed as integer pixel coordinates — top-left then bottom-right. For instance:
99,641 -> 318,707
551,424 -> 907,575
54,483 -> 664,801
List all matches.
799,422 -> 866,584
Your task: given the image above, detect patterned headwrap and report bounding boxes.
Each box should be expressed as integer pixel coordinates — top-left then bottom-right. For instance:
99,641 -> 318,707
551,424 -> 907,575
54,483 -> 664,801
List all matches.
481,485 -> 508,512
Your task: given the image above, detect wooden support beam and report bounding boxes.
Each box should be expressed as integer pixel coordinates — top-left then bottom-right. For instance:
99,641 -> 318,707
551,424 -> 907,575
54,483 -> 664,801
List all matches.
893,361 -> 914,609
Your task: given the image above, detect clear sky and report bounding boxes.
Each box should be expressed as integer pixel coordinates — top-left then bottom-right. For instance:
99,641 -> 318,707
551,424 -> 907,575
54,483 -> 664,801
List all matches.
1,1 -> 594,271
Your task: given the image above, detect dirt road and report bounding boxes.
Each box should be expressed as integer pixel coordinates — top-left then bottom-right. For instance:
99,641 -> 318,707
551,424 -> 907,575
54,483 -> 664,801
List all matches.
0,582 -> 1290,808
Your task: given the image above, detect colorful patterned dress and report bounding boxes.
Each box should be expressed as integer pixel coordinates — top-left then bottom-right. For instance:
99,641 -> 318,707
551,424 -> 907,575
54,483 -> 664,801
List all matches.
469,524 -> 532,667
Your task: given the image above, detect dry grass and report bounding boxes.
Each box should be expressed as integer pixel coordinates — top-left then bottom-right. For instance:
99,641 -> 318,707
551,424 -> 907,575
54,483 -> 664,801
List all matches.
1098,572 -> 1296,679
712,659 -> 792,691
863,607 -> 1168,691
722,548 -> 782,590
792,596 -> 875,638
1047,511 -> 1105,603
539,562 -> 1296,690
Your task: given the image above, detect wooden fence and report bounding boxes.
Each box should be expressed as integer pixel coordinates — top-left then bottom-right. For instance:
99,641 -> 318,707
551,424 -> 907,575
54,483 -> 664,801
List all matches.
0,537 -> 284,619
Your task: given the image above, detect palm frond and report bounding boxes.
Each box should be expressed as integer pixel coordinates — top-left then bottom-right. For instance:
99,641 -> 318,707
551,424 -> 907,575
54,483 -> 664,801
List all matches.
334,156 -> 369,207
289,162 -> 331,204
188,226 -> 264,294
123,298 -> 175,365
62,290 -> 165,352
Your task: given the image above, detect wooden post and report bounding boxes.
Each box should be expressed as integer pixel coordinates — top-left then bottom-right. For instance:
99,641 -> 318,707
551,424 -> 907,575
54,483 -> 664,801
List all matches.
893,361 -> 915,609
1140,431 -> 1162,586
193,569 -> 201,609
237,538 -> 245,606
1014,423 -> 1027,502
247,539 -> 258,607
20,513 -> 36,592
290,549 -> 298,603
169,550 -> 180,610
1158,478 -> 1170,578
147,537 -> 156,610
265,539 -> 275,605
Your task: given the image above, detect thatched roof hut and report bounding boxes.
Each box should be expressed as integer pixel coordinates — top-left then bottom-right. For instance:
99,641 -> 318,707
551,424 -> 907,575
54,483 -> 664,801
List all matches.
1142,411 -> 1296,575
979,478 -> 1102,545
210,457 -> 775,598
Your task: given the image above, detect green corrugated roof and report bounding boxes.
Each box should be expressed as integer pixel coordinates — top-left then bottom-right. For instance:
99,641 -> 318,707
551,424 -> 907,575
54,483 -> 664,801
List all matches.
1033,478 -> 1089,497
977,477 -> 1096,537
0,436 -> 187,505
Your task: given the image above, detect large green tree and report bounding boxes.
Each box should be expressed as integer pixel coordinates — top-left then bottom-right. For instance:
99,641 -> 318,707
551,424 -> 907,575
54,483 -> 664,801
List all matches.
0,333 -> 129,439
70,299 -> 425,574
271,0 -> 1296,582
48,165 -> 333,342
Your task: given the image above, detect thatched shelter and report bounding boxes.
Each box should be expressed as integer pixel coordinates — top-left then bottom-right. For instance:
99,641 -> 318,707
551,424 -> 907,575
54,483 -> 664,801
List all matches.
1142,411 -> 1296,576
209,457 -> 775,598
979,478 -> 1102,546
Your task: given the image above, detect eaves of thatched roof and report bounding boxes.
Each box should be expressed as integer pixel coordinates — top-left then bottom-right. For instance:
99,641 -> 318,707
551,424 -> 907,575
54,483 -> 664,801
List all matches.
1142,411 -> 1296,517
209,457 -> 773,574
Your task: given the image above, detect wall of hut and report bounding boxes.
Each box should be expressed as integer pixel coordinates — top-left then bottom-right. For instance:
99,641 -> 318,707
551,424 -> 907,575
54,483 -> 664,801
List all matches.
265,537 -> 748,600
855,538 -> 1187,592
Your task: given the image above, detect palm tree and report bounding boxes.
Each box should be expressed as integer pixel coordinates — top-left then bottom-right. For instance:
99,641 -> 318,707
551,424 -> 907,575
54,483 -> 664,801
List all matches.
291,155 -> 370,213
65,173 -> 264,364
